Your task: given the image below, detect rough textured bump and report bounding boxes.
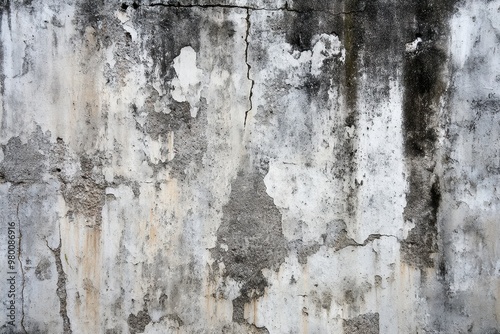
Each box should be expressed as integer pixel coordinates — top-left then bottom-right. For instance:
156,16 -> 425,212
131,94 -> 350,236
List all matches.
343,313 -> 380,334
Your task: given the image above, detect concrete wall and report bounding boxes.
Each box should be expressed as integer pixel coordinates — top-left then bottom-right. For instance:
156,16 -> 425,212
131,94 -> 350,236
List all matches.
0,0 -> 499,333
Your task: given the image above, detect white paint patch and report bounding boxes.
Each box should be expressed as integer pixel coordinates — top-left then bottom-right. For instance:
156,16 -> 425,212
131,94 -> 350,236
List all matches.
171,46 -> 204,117
405,37 -> 422,52
351,80 -> 406,243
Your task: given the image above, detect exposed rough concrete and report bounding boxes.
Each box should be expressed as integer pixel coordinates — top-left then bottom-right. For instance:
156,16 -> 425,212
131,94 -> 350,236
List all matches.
211,168 -> 288,323
343,313 -> 379,334
0,0 -> 499,333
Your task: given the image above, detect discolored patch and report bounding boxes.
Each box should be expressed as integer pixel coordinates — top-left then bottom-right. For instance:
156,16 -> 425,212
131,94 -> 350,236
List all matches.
211,169 -> 287,323
401,0 -> 458,268
61,155 -> 106,226
127,310 -> 151,334
35,257 -> 52,281
143,101 -> 192,140
137,97 -> 208,181
0,136 -> 47,184
133,6 -> 204,89
401,175 -> 441,267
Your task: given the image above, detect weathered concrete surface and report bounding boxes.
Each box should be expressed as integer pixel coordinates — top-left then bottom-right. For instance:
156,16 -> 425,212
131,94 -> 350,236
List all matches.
0,0 -> 499,333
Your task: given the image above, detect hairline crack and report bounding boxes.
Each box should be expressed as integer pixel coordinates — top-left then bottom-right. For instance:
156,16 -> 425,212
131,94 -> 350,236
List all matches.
143,2 -> 364,15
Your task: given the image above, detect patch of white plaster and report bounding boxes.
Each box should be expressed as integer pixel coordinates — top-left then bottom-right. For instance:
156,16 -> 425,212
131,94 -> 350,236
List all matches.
171,46 -> 204,117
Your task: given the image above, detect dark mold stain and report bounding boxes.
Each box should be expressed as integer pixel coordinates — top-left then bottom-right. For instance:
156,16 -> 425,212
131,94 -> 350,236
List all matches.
401,173 -> 441,268
74,0 -> 105,33
403,46 -> 446,157
211,169 -> 287,324
135,6 -> 240,99
74,0 -> 131,58
401,0 -> 458,269
134,6 -> 203,91
127,310 -> 151,334
285,11 -> 320,52
343,0 -> 364,112
290,0 -> 340,13
282,0 -> 365,106
127,294 -> 152,334
343,312 -> 380,334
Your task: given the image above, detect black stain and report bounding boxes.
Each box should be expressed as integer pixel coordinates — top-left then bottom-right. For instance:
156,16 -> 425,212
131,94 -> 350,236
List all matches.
403,46 -> 446,157
401,0 -> 458,268
75,0 -> 105,33
127,311 -> 151,334
134,7 -> 203,90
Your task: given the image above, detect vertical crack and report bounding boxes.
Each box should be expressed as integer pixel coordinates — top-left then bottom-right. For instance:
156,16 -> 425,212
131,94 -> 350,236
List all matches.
16,203 -> 27,334
46,237 -> 72,333
243,8 -> 254,127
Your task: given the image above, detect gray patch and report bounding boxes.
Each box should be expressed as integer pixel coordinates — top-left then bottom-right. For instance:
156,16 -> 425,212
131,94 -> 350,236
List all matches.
482,329 -> 500,334
159,314 -> 184,328
288,240 -> 320,265
222,323 -> 270,334
323,220 -> 360,250
159,293 -> 168,307
138,98 -> 208,181
0,324 -> 16,334
133,6 -> 203,90
321,292 -> 333,310
401,174 -> 441,268
74,0 -> 104,33
105,328 -> 121,334
343,313 -> 379,334
109,175 -> 140,198
62,176 -> 105,225
61,155 -> 106,226
310,290 -> 333,312
0,135 -> 47,184
34,257 -> 52,281
401,0 -> 459,269
211,169 -> 287,323
143,101 -> 192,140
127,310 -> 152,334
